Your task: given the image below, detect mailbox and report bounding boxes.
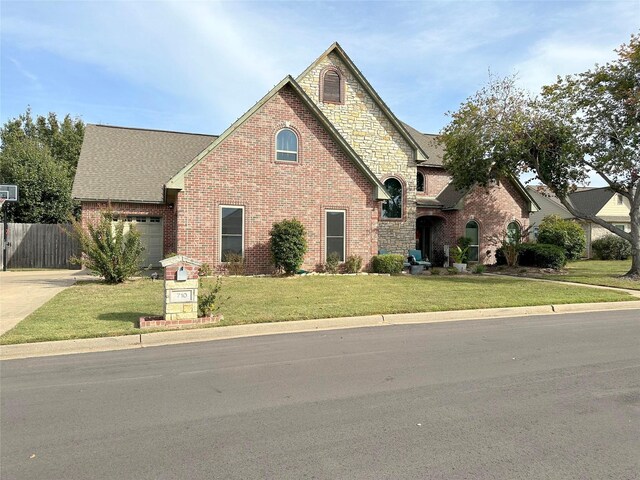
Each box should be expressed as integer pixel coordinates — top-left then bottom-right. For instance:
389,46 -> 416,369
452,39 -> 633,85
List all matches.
176,266 -> 188,282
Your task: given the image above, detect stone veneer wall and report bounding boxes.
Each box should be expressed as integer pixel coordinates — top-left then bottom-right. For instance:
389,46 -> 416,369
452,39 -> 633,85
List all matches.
298,52 -> 416,255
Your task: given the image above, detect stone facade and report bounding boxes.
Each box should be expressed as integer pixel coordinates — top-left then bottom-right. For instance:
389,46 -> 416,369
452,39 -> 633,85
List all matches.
298,52 -> 417,255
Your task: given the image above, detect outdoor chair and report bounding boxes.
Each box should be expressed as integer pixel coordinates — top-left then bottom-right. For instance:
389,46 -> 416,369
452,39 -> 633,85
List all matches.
407,249 -> 432,269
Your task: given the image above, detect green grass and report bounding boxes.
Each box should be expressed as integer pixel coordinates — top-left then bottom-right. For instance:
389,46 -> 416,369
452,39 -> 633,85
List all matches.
1,274 -> 635,345
540,260 -> 639,290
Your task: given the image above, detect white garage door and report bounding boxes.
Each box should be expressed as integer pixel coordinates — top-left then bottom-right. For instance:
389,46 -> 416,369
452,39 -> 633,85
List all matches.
120,216 -> 164,267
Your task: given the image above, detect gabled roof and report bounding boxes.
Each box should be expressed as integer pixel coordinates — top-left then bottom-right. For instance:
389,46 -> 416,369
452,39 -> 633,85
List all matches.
568,187 -> 616,215
167,76 -> 390,201
297,42 -> 428,162
73,125 -> 216,203
435,176 -> 540,212
401,123 -> 445,167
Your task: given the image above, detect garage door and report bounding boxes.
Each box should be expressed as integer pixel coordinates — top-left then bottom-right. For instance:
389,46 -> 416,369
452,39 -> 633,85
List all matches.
120,216 -> 164,267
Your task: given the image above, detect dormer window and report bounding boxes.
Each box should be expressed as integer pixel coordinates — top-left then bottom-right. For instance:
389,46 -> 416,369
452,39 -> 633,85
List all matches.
321,68 -> 343,104
275,128 -> 298,162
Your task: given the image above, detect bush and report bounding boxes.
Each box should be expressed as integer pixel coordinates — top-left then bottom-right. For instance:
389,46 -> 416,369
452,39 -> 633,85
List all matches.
343,255 -> 363,274
224,253 -> 246,275
592,234 -> 632,260
473,264 -> 486,274
269,219 -> 307,274
325,252 -> 341,274
537,215 -> 586,261
198,276 -> 224,317
371,254 -> 404,274
518,243 -> 567,269
198,263 -> 213,277
70,210 -> 144,284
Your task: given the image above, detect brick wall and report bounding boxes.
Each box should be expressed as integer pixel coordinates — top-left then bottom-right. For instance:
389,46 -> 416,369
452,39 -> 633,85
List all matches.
417,167 -> 451,197
176,84 -> 379,274
458,179 -> 531,264
81,201 -> 177,256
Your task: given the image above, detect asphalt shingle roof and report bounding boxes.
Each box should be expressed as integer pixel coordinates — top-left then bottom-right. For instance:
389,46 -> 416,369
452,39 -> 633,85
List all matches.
568,187 -> 615,216
436,182 -> 467,209
401,122 -> 445,167
72,125 -> 216,203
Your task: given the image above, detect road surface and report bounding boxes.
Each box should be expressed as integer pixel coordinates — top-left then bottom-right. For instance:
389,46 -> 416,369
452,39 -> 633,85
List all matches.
2,310 -> 639,479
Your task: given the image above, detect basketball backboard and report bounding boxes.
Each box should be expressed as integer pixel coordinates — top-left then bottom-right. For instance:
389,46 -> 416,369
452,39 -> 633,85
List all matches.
0,185 -> 18,202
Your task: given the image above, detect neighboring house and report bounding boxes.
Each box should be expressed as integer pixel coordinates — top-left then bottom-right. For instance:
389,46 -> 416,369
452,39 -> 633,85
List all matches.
73,43 -> 538,273
527,186 -> 631,258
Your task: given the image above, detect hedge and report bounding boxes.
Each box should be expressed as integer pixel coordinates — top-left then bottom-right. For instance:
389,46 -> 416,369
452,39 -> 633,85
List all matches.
371,254 -> 405,274
591,234 -> 632,260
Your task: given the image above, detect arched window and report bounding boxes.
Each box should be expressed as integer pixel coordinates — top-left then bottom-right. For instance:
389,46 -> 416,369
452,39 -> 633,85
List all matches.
275,128 -> 298,162
416,172 -> 425,192
465,220 -> 479,262
382,178 -> 402,219
322,69 -> 342,103
506,221 -> 521,245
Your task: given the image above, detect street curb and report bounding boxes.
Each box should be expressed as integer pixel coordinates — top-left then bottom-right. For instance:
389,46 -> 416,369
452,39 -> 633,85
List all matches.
1,300 -> 638,360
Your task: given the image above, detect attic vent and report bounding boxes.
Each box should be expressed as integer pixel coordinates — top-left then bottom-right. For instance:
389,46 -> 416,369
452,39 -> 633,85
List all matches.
322,69 -> 342,103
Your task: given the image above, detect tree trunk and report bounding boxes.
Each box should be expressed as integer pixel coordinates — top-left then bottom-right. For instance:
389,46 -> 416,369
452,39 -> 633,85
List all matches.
626,207 -> 640,278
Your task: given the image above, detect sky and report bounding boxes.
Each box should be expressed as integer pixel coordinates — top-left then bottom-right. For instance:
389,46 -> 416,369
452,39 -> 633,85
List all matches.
1,0 -> 638,140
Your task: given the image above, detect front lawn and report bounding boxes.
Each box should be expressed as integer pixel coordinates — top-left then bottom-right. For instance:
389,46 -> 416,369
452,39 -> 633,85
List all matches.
0,274 -> 635,345
539,260 -> 639,290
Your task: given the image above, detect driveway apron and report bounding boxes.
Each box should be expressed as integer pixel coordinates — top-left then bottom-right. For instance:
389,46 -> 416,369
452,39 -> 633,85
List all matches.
0,270 -> 91,335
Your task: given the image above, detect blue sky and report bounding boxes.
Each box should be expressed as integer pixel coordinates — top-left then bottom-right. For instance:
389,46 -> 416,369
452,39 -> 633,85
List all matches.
1,0 -> 638,139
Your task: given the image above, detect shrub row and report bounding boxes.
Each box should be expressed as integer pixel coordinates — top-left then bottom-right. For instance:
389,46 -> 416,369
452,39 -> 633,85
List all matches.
496,243 -> 567,269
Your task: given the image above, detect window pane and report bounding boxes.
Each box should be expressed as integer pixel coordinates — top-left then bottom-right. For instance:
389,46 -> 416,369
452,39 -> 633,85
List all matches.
276,151 -> 297,162
276,129 -> 297,152
222,208 -> 242,235
416,172 -> 424,192
221,236 -> 242,261
326,211 -> 344,237
327,238 -> 344,261
382,178 -> 402,218
506,222 -> 520,244
468,246 -> 479,262
465,221 -> 478,243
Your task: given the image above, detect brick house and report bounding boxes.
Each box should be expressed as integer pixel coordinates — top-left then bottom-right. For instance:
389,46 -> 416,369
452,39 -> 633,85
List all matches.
73,43 -> 538,273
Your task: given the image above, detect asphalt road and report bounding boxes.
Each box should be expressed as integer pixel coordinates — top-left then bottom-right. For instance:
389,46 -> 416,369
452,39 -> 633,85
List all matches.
2,311 -> 639,480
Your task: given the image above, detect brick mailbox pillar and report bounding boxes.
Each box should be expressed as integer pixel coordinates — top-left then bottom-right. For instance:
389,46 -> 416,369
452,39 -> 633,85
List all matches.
159,255 -> 202,322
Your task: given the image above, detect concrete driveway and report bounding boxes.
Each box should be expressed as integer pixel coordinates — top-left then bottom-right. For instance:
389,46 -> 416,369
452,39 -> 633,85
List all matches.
0,270 -> 94,335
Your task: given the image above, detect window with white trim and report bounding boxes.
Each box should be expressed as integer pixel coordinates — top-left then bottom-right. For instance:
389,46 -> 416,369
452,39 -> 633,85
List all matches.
220,206 -> 244,262
275,128 -> 298,162
326,210 -> 345,262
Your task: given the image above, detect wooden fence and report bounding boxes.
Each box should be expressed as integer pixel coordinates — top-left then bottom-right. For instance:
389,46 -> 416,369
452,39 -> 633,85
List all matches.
1,223 -> 81,269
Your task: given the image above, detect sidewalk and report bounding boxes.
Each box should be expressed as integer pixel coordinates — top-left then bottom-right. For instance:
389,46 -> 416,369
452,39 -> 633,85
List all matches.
2,298 -> 638,360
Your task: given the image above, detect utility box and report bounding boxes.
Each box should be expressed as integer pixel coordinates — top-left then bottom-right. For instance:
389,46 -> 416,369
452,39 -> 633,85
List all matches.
159,255 -> 202,322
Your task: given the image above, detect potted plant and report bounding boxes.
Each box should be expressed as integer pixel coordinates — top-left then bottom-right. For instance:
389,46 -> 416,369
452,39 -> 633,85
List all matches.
451,245 -> 469,273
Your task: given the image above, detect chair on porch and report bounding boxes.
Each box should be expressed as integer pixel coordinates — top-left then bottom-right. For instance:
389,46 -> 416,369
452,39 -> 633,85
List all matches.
407,249 -> 432,269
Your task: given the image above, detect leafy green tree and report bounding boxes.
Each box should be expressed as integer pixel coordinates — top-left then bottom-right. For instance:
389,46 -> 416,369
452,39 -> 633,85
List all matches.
0,138 -> 74,223
537,215 -> 586,261
0,107 -> 84,223
440,34 -> 639,277
269,219 -> 307,274
71,210 -> 144,284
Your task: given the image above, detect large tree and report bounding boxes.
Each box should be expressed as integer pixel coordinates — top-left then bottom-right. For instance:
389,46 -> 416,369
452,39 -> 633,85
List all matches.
0,108 -> 84,223
440,34 -> 639,278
